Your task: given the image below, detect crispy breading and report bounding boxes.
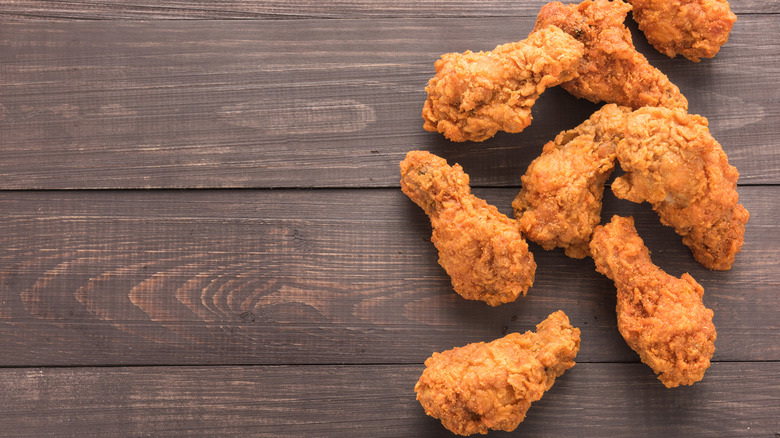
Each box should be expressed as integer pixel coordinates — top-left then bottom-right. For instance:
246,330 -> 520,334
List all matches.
534,0 -> 688,110
629,0 -> 737,62
400,151 -> 536,306
422,26 -> 585,142
513,103 -> 632,258
415,311 -> 580,435
611,106 -> 749,270
590,215 -> 716,387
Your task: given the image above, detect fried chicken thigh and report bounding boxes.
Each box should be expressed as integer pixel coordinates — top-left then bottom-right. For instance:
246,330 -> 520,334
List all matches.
415,311 -> 580,435
629,0 -> 737,62
534,0 -> 688,110
400,151 -> 536,306
590,215 -> 716,388
422,26 -> 585,142
513,103 -> 631,258
612,106 -> 749,270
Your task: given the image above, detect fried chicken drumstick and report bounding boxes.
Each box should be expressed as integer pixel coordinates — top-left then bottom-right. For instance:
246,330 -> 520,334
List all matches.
415,311 -> 580,435
400,150 -> 536,306
513,103 -> 631,259
422,26 -> 585,142
629,0 -> 737,62
513,101 -> 747,269
590,215 -> 716,388
534,0 -> 688,110
612,106 -> 749,270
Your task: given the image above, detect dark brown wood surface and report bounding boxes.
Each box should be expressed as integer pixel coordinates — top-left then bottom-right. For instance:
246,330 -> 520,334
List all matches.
0,0 -> 777,18
0,363 -> 777,437
1,16 -> 778,188
0,188 -> 777,367
1,2 -> 778,437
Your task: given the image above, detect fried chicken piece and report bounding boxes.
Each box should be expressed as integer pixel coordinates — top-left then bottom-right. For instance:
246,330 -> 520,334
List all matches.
612,106 -> 749,270
400,151 -> 536,306
534,0 -> 688,110
590,215 -> 716,388
629,0 -> 737,62
513,103 -> 631,258
415,311 -> 580,435
422,26 -> 585,142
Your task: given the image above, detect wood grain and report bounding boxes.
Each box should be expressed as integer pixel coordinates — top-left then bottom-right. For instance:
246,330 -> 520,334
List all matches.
0,187 -> 776,367
0,363 -> 777,437
1,17 -> 778,189
0,1 -> 775,19
1,2 -> 778,435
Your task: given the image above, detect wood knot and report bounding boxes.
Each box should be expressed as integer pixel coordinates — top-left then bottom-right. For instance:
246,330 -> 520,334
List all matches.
238,311 -> 256,324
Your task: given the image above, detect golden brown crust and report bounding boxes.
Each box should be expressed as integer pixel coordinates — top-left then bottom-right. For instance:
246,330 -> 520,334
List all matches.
513,103 -> 632,258
415,311 -> 580,435
611,106 -> 749,270
629,0 -> 737,62
534,0 -> 688,110
400,150 -> 536,306
589,215 -> 716,388
422,26 -> 585,142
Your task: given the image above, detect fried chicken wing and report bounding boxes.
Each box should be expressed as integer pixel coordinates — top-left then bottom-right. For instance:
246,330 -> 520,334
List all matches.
400,150 -> 536,306
513,103 -> 631,258
629,0 -> 737,62
534,0 -> 688,110
612,106 -> 749,270
590,215 -> 716,388
422,26 -> 585,142
415,310 -> 580,435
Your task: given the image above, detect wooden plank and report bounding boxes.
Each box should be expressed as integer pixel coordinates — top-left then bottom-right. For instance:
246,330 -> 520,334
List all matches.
1,17 -> 777,189
0,363 -> 777,437
0,1 -> 775,19
0,187 -> 776,366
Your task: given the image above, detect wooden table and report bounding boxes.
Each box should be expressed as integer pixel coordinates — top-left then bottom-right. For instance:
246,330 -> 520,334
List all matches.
1,1 -> 778,436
